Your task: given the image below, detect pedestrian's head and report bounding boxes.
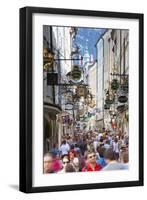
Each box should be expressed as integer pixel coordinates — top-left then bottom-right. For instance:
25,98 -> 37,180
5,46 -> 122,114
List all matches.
43,153 -> 53,173
120,144 -> 126,151
52,152 -> 57,159
114,138 -> 118,143
65,163 -> 76,173
53,143 -> 57,148
100,137 -> 104,143
104,149 -> 116,163
62,155 -> 70,168
75,143 -> 79,148
105,140 -> 110,145
121,135 -> 124,140
68,150 -> 77,161
87,149 -> 96,164
122,152 -> 129,163
66,133 -> 70,139
73,157 -> 79,167
56,153 -> 60,160
70,144 -> 74,150
62,140 -> 66,145
97,146 -> 105,158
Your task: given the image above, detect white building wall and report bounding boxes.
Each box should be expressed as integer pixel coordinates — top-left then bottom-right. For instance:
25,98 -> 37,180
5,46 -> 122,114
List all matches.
103,30 -> 112,91
43,26 -> 53,104
53,27 -> 72,75
95,29 -> 129,131
89,63 -> 97,98
103,30 -> 112,129
96,38 -> 104,122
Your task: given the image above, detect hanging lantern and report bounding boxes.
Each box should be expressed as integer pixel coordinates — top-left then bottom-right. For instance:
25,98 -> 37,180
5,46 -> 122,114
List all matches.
117,84 -> 128,103
76,86 -> 86,97
104,104 -> 110,110
122,77 -> 129,93
62,116 -> 65,124
104,89 -> 114,105
125,110 -> 129,122
79,109 -> 85,116
117,104 -> 126,112
111,79 -> 119,90
109,108 -> 113,116
117,85 -> 128,103
118,95 -> 128,103
71,65 -> 81,81
72,94 -> 79,102
85,92 -> 93,105
111,118 -> 117,129
121,84 -> 128,93
43,48 -> 55,70
89,99 -> 96,108
105,97 -> 114,105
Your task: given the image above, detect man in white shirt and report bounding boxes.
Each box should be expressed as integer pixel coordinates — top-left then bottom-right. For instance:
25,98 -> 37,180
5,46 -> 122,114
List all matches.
59,140 -> 70,156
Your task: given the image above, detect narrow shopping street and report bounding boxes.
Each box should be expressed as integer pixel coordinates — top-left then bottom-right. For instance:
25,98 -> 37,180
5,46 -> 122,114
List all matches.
43,26 -> 129,173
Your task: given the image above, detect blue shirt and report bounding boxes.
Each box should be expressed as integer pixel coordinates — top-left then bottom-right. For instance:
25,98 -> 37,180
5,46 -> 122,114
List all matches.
96,157 -> 106,168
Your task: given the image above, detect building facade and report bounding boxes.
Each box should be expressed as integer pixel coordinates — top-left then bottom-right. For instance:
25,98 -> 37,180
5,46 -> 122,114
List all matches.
96,29 -> 129,134
43,26 -> 75,153
96,37 -> 104,130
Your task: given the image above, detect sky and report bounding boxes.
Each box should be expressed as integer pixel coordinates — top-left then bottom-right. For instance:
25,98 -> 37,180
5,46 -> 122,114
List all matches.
73,27 -> 106,60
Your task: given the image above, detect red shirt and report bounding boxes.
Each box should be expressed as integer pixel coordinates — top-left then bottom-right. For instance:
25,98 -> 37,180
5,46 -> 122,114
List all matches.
82,163 -> 101,172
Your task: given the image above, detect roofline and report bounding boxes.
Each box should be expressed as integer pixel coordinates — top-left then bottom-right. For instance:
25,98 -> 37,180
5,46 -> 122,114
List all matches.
95,29 -> 108,46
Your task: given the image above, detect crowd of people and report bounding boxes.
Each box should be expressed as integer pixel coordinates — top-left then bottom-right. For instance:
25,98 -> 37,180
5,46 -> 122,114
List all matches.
43,129 -> 129,174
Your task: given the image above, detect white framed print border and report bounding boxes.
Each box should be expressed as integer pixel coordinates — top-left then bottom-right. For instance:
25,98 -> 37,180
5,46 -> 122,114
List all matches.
19,7 -> 144,193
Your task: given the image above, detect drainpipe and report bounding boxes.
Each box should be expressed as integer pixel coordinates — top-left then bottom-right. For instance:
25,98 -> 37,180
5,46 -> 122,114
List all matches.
50,26 -> 55,104
102,37 -> 105,129
120,30 -> 122,85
